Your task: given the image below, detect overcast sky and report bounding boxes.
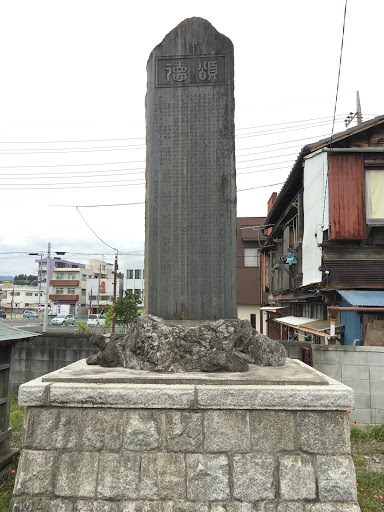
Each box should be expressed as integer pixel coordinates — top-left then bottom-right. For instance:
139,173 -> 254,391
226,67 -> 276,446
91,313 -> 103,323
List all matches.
1,0 -> 383,276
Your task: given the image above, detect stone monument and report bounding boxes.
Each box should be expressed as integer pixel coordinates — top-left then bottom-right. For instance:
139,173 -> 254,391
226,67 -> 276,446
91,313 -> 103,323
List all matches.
145,16 -> 237,321
10,18 -> 360,511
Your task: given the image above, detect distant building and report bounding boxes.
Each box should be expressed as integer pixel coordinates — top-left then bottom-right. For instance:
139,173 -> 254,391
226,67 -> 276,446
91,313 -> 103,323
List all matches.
1,283 -> 46,312
237,217 -> 267,331
36,257 -> 85,287
123,258 -> 145,307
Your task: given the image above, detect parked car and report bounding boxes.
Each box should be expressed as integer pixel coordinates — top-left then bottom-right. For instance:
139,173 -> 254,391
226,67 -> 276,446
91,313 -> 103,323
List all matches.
0,310 -> 6,319
86,314 -> 106,327
52,314 -> 75,326
23,310 -> 38,318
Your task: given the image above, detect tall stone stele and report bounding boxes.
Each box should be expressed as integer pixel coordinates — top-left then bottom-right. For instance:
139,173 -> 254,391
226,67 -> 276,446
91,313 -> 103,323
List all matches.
145,17 -> 237,321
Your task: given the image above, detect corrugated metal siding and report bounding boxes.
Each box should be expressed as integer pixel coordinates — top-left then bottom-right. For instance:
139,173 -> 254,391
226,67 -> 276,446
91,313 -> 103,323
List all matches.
323,247 -> 384,260
339,290 -> 384,306
328,153 -> 366,240
326,260 -> 384,288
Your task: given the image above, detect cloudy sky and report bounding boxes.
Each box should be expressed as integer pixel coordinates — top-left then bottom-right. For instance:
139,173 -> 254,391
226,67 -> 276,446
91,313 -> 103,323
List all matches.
1,0 -> 383,276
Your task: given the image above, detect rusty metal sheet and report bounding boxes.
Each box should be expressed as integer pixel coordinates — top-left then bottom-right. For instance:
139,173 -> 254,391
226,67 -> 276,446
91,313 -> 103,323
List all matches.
328,153 -> 366,240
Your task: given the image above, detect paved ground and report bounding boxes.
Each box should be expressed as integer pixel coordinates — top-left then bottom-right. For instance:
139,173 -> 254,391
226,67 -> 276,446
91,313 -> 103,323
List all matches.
2,318 -> 124,335
3,318 -> 85,334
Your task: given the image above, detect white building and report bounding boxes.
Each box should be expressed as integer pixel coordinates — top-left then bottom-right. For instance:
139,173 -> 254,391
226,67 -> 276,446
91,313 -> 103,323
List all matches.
1,283 -> 46,312
123,258 -> 145,306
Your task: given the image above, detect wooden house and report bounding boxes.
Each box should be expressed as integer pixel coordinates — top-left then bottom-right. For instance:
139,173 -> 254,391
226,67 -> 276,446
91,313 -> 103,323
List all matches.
260,115 -> 384,345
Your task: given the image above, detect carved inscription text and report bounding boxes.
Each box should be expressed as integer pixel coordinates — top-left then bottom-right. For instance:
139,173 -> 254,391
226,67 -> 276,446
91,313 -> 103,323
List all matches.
156,54 -> 227,87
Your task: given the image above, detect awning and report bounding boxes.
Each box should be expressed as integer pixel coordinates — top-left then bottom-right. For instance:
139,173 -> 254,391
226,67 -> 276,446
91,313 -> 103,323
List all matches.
274,316 -> 318,326
300,319 -> 343,332
260,306 -> 287,312
272,316 -> 342,339
339,290 -> 384,307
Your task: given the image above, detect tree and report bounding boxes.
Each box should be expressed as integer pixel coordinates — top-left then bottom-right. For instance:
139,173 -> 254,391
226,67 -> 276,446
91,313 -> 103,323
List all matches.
105,290 -> 142,331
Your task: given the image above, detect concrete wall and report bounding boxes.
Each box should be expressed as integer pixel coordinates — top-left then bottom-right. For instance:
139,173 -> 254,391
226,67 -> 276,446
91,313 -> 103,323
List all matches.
313,345 -> 384,425
237,304 -> 261,331
12,334 -> 98,391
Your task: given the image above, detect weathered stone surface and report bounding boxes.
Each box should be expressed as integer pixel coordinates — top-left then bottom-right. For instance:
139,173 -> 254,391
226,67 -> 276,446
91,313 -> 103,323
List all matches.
22,407 -> 80,449
204,410 -> 250,452
164,411 -> 203,451
81,409 -> 123,451
18,377 -> 50,406
316,456 -> 358,502
145,17 -> 236,321
120,503 -> 162,512
87,315 -> 285,372
297,411 -> 350,454
10,497 -> 73,512
140,453 -> 186,499
277,503 -> 304,512
49,381 -> 196,409
55,452 -> 99,498
304,504 -> 360,512
97,453 -> 140,499
163,502 -> 209,511
13,450 -> 56,496
124,410 -> 161,450
211,503 -> 255,511
232,454 -> 275,501
251,411 -> 295,452
186,454 -> 230,501
279,455 -> 316,501
75,501 -> 118,511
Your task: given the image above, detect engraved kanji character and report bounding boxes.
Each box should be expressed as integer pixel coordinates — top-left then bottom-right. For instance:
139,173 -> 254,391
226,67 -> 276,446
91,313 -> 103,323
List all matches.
198,61 -> 207,81
166,61 -> 188,82
208,61 -> 218,82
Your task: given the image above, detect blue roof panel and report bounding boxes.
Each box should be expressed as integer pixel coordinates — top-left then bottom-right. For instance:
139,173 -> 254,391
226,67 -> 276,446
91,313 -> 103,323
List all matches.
339,290 -> 384,307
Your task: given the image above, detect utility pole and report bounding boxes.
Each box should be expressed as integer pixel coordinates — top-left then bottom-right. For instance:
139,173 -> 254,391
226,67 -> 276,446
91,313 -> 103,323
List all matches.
356,91 -> 362,125
43,243 -> 51,333
345,91 -> 363,127
98,264 -> 101,313
112,251 -> 118,334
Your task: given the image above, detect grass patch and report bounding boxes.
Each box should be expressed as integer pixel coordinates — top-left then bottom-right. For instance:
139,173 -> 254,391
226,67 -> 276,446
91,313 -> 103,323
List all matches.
357,472 -> 384,512
9,393 -> 26,431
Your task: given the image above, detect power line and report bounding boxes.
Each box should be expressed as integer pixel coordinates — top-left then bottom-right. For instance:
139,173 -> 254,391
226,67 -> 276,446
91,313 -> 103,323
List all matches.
1,182 -> 146,190
322,0 -> 348,229
51,202 -> 145,208
238,182 -> 285,192
76,207 -> 117,252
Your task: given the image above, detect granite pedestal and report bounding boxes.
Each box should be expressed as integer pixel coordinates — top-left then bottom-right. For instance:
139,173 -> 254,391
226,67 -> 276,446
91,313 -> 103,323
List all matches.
11,359 -> 360,511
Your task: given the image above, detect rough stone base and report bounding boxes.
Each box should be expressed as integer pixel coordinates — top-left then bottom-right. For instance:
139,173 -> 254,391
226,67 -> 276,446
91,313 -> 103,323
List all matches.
11,359 -> 360,511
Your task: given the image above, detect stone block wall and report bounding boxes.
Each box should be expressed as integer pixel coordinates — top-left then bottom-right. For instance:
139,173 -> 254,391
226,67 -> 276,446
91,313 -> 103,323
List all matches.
12,335 -> 98,391
313,345 -> 384,424
11,362 -> 360,511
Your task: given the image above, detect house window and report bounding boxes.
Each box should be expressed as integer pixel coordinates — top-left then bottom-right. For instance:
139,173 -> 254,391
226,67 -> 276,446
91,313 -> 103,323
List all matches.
135,269 -> 141,279
127,270 -> 133,279
26,292 -> 33,296
67,288 -> 76,294
56,288 -> 64,295
244,248 -> 259,267
127,289 -> 133,294
82,274 -> 87,281
81,289 -> 86,296
366,169 -> 384,224
68,273 -> 77,280
56,273 -> 64,280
